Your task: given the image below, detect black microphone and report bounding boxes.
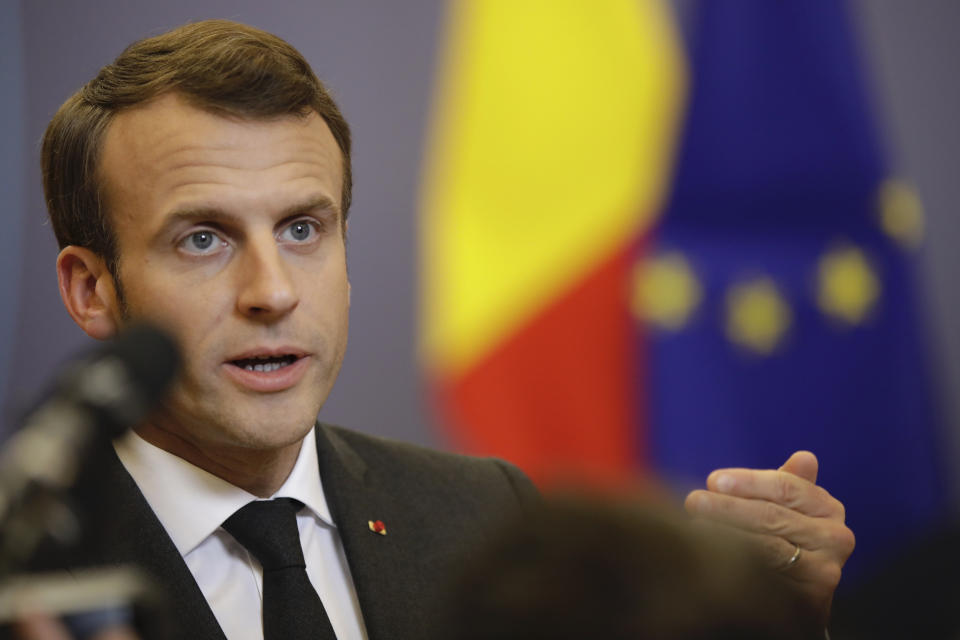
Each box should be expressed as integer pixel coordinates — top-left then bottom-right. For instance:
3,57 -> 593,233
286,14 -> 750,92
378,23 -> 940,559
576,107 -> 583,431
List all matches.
0,325 -> 180,571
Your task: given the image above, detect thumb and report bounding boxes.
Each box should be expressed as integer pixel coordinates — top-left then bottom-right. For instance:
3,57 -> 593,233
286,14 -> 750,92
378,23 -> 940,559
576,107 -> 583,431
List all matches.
779,450 -> 818,484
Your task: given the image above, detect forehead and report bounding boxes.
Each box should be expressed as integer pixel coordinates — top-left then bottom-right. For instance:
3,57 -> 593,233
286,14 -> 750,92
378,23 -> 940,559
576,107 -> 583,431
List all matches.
98,93 -> 343,222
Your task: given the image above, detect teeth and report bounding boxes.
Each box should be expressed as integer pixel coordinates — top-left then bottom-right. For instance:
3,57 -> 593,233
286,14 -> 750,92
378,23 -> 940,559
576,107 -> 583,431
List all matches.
241,358 -> 292,372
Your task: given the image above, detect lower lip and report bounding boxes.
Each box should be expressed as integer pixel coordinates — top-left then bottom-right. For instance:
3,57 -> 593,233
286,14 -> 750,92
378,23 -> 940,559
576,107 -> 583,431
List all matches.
221,356 -> 311,393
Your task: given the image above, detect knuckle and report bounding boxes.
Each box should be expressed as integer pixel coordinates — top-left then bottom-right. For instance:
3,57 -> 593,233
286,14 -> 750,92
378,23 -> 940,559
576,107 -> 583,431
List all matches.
814,485 -> 845,519
761,501 -> 788,534
822,524 -> 856,558
818,562 -> 842,589
838,526 -> 856,555
834,497 -> 847,521
774,472 -> 797,505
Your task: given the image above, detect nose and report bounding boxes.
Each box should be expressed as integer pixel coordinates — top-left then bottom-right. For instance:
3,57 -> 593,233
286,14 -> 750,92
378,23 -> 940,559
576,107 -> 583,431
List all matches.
236,235 -> 299,321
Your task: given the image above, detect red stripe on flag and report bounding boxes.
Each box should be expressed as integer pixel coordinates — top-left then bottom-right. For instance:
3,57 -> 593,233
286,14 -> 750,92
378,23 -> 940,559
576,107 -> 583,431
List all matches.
433,236 -> 649,487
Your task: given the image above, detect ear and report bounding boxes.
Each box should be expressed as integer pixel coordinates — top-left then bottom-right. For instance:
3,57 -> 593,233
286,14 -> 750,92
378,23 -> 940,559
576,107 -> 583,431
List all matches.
56,246 -> 122,340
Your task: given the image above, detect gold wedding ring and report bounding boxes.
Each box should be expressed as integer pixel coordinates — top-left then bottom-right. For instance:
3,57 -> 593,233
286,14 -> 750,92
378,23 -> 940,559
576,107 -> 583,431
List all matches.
781,541 -> 802,570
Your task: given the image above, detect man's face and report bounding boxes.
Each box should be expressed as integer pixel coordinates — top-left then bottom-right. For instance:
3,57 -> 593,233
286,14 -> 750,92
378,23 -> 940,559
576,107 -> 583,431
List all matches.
98,93 -> 349,454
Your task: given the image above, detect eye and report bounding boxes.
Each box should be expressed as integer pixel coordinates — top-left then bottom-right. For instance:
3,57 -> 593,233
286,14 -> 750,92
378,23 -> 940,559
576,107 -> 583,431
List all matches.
279,219 -> 320,243
178,229 -> 227,255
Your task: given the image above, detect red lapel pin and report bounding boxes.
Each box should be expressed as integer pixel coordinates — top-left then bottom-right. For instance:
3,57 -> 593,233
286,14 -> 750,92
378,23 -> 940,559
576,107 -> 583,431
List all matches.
368,519 -> 387,536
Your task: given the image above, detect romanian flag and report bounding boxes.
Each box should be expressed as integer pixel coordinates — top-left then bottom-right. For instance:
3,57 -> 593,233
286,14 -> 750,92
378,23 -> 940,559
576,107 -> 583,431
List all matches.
422,0 -> 685,481
420,0 -> 686,485
421,0 -> 949,584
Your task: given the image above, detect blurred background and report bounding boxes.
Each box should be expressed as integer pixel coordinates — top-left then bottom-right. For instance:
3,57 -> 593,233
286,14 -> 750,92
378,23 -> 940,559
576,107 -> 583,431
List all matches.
1,0 -> 958,594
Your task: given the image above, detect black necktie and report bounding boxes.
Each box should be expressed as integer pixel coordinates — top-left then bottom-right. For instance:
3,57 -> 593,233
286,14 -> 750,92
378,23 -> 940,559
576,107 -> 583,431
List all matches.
222,498 -> 337,640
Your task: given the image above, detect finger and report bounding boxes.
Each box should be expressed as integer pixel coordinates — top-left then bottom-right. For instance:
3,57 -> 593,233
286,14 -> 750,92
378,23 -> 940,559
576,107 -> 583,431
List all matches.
779,450 -> 818,484
752,530 -> 802,572
704,523 -> 840,613
685,490 -> 850,552
705,468 -> 844,519
691,514 -> 842,614
695,520 -> 804,571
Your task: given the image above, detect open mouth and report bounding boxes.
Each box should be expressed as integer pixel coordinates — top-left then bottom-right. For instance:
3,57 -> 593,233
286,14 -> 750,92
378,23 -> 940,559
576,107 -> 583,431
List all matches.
230,355 -> 299,373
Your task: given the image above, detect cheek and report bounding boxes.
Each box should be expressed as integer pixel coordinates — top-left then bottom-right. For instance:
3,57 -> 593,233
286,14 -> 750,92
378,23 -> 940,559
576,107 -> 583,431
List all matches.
316,279 -> 351,328
121,271 -> 228,356
300,259 -> 349,309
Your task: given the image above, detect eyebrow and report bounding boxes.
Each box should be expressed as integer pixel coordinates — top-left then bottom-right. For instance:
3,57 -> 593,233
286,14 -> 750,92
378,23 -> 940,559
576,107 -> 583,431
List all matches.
163,195 -> 342,229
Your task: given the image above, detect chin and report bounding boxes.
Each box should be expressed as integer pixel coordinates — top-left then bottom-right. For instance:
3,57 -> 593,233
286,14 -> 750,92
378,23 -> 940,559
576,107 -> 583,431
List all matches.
165,399 -> 317,452
163,371 -> 332,446
228,407 -> 320,451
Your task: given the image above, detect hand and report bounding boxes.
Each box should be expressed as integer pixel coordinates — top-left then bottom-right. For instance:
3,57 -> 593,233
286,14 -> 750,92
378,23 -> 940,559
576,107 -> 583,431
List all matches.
684,451 -> 855,622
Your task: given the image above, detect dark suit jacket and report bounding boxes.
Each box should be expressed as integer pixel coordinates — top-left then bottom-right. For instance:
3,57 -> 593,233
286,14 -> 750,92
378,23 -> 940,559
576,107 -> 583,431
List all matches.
28,423 -> 538,639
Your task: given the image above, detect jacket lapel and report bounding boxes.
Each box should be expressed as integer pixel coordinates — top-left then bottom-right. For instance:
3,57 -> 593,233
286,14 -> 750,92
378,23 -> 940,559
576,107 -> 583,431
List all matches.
314,425 -> 438,640
76,440 -> 228,640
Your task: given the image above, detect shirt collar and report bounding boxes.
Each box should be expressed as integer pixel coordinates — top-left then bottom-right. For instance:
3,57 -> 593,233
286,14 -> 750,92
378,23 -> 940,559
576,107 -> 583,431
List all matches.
273,427 -> 334,527
113,427 -> 334,557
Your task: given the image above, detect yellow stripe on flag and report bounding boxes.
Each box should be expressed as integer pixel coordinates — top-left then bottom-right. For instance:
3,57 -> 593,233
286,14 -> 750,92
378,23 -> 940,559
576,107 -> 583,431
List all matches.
421,0 -> 686,376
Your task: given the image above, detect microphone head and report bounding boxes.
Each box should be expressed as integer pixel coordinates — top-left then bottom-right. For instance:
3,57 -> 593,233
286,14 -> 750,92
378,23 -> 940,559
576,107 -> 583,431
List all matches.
64,325 -> 181,437
111,324 -> 182,405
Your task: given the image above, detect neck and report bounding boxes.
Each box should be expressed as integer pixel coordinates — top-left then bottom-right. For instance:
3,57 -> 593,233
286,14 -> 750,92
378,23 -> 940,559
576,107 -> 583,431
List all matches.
134,422 -> 303,497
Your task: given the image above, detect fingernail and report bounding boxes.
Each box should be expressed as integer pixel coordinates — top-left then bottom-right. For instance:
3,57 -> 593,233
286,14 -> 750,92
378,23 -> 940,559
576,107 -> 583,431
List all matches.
687,492 -> 709,513
716,474 -> 734,493
691,495 -> 707,512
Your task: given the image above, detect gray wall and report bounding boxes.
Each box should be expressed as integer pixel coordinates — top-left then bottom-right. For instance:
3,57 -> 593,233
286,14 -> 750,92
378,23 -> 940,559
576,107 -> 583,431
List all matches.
0,0 -> 24,425
2,2 -> 959,499
853,0 -> 960,498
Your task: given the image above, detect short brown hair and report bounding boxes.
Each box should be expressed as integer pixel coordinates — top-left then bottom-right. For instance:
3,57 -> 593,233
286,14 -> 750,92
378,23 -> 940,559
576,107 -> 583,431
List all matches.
42,19 -> 352,276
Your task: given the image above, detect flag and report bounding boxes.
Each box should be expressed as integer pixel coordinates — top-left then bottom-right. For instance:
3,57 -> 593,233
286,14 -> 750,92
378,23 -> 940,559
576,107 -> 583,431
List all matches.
420,0 -> 686,484
420,0 -> 949,586
642,0 -> 948,584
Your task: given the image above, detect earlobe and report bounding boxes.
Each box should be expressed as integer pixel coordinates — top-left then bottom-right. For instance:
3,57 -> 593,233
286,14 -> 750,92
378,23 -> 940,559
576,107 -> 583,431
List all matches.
56,246 -> 121,340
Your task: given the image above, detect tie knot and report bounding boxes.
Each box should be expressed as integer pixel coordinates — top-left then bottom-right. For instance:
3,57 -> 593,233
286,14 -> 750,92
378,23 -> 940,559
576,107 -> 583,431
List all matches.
223,498 -> 306,571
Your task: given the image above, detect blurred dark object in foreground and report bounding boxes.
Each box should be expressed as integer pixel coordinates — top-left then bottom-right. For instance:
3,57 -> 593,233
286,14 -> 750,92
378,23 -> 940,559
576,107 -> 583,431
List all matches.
0,326 -> 180,639
438,495 -> 822,640
0,436 -> 174,640
832,519 -> 960,640
0,325 -> 179,574
0,567 -> 163,640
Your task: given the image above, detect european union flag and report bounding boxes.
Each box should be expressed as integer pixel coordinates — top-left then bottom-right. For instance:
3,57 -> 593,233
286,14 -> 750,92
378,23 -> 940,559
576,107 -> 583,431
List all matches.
641,0 -> 949,585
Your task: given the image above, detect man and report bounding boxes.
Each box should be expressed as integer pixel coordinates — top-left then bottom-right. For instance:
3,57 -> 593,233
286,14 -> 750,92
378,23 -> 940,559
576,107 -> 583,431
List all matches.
36,18 -> 852,640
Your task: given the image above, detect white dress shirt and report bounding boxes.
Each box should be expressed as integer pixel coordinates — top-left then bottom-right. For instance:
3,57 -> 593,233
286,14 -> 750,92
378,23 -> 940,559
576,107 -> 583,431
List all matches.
113,428 -> 369,640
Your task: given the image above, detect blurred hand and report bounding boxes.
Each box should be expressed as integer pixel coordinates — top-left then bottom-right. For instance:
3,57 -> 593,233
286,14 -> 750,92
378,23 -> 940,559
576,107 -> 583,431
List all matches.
684,450 -> 855,622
